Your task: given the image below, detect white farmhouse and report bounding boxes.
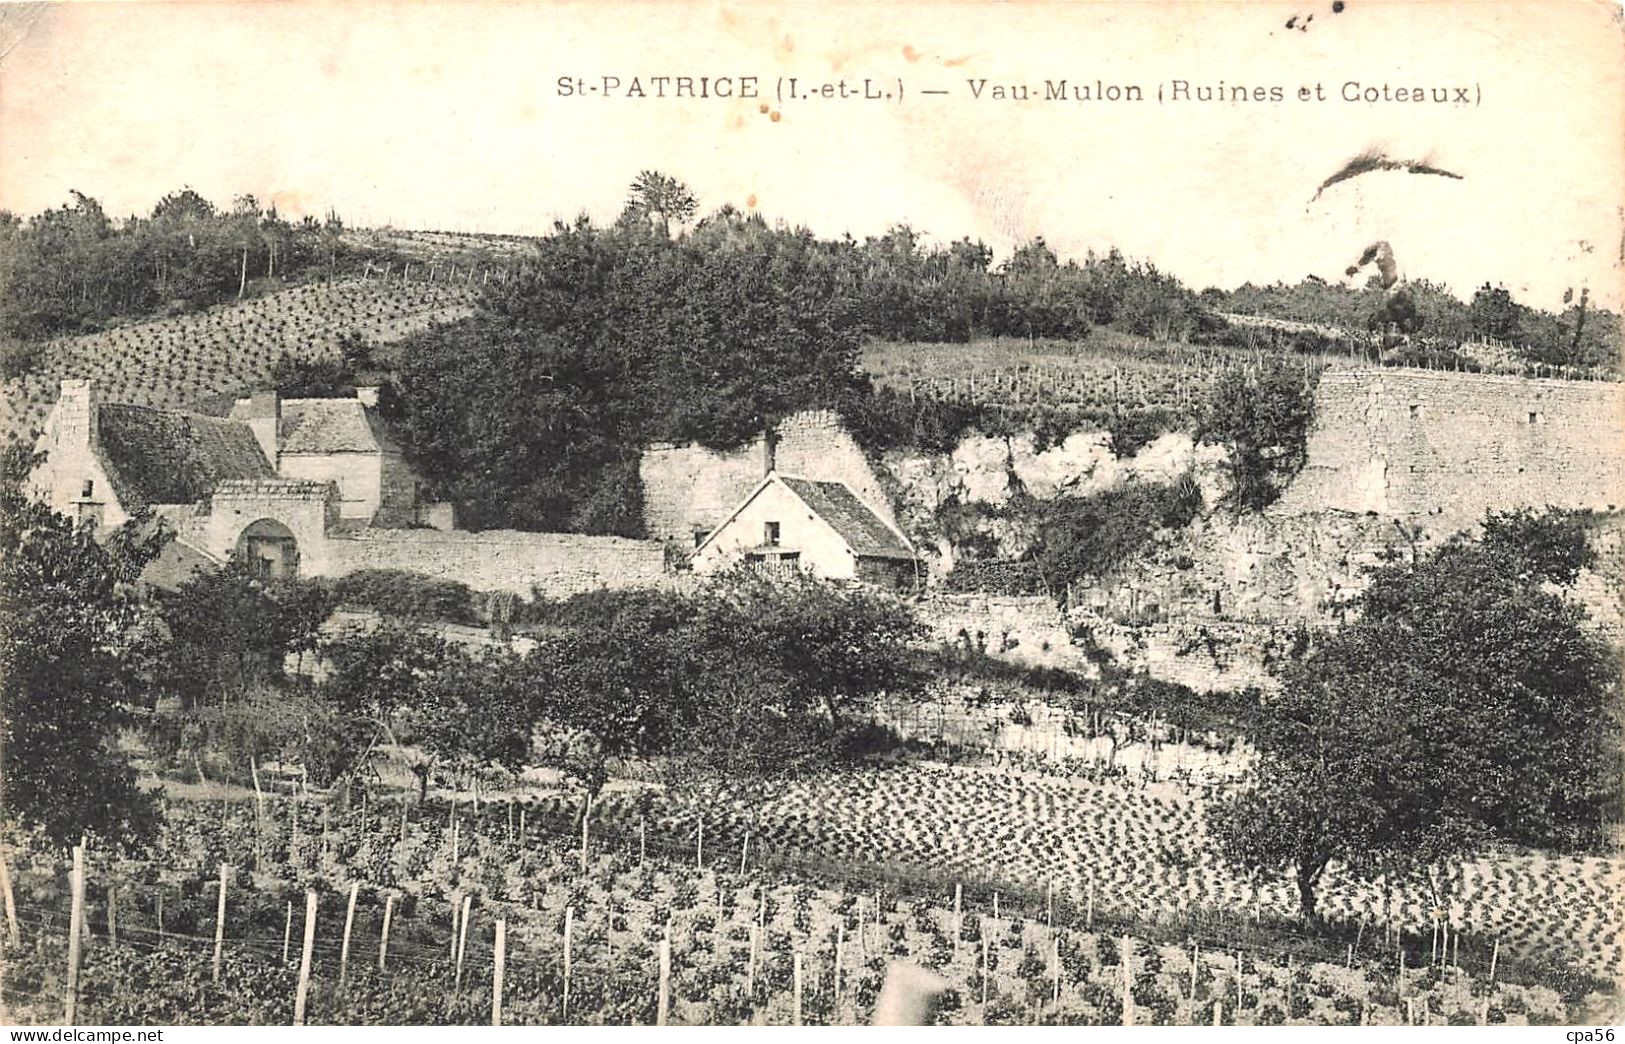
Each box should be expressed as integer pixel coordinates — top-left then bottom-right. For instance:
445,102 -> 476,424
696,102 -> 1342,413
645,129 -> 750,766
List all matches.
692,472 -> 922,590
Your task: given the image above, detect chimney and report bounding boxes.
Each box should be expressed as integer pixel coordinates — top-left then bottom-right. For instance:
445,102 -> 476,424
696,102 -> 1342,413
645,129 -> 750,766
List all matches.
355,385 -> 380,408
58,379 -> 96,449
243,389 -> 280,468
762,427 -> 778,477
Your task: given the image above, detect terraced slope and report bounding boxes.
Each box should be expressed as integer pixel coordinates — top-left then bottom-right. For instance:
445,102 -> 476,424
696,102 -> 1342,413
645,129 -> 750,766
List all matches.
1,278 -> 476,445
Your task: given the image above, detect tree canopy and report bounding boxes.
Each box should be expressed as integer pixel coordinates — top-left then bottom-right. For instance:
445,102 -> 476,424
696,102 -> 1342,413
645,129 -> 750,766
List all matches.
1213,509 -> 1623,918
0,444 -> 164,847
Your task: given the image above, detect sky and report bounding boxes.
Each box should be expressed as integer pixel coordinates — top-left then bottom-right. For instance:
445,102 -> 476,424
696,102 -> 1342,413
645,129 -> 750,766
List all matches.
1,0 -> 1621,308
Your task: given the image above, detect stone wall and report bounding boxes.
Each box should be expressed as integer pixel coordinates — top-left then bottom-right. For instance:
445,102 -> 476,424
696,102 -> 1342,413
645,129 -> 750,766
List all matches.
1275,367 -> 1625,526
917,593 -> 1079,670
325,527 -> 666,597
640,409 -> 895,544
193,479 -> 340,569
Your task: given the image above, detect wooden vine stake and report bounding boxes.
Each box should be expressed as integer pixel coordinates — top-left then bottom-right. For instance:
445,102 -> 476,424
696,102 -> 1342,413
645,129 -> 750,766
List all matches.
1189,940 -> 1199,1001
747,924 -> 760,997
491,919 -> 506,1027
835,923 -> 845,1001
580,794 -> 591,867
740,831 -> 750,874
293,890 -> 317,1026
212,863 -> 229,983
980,934 -> 990,1008
656,939 -> 671,1026
379,894 -> 395,970
339,881 -> 359,985
106,886 -> 118,948
63,843 -> 84,1024
0,851 -> 21,948
563,906 -> 574,1020
455,894 -> 473,989
1213,1000 -> 1223,1026
1120,934 -> 1134,1027
449,893 -> 462,961
792,952 -> 804,1026
695,817 -> 704,870
1051,938 -> 1061,1005
282,900 -> 292,963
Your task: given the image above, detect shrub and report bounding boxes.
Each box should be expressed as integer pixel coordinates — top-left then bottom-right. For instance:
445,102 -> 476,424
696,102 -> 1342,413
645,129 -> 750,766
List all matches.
0,338 -> 45,379
1027,475 -> 1203,592
1108,407 -> 1180,457
1197,359 -> 1316,512
325,568 -> 482,625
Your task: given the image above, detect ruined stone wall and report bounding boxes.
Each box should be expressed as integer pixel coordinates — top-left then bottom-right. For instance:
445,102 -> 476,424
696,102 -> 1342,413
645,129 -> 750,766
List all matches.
1275,367 -> 1625,525
639,409 -> 895,543
324,528 -> 666,597
917,593 -> 1079,670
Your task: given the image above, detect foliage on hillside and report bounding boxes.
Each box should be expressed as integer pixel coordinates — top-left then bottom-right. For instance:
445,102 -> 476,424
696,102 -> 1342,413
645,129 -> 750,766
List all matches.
311,571 -> 926,797
1213,508 -> 1623,919
0,188 -> 374,343
1027,476 -> 1205,593
1209,277 -> 1621,371
382,176 -> 1220,534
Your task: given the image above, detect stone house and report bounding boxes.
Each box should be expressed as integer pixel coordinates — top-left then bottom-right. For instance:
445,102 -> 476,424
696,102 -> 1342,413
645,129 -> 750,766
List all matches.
28,379 -> 276,533
228,387 -> 428,526
29,379 -> 665,595
692,471 -> 923,589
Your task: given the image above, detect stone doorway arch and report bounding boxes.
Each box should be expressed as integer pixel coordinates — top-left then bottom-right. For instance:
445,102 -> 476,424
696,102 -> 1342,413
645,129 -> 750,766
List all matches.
236,518 -> 300,578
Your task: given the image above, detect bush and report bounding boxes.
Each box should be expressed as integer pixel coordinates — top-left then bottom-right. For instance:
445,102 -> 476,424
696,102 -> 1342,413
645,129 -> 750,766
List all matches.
1108,408 -> 1180,457
325,568 -> 482,624
942,559 -> 1047,595
0,338 -> 45,379
1197,360 -> 1317,512
1027,475 -> 1203,591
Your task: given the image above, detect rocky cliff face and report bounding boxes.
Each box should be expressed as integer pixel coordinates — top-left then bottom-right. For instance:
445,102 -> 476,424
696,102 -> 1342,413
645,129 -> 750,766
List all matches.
881,429 -> 1229,570
638,368 -> 1624,694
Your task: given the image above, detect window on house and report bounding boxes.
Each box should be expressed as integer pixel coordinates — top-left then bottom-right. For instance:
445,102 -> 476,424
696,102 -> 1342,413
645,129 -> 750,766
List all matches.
80,478 -> 94,499
764,521 -> 781,546
1528,411 -> 1544,425
1409,404 -> 1420,418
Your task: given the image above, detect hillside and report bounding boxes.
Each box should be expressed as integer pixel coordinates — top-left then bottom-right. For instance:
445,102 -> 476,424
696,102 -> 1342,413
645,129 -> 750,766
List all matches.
0,277 -> 475,445
862,331 -> 1329,418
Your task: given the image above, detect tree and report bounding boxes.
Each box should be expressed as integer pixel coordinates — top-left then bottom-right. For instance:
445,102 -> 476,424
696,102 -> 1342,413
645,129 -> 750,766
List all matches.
1214,509 -> 1622,919
526,589 -> 695,798
160,558 -> 333,709
1198,361 -> 1317,512
623,170 -> 698,236
319,623 -> 449,792
1467,283 -> 1522,341
0,444 -> 164,847
402,645 -> 533,796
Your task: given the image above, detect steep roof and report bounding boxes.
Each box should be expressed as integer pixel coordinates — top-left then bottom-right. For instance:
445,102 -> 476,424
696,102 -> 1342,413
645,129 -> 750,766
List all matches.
278,398 -> 387,454
96,404 -> 274,508
776,476 -> 918,560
